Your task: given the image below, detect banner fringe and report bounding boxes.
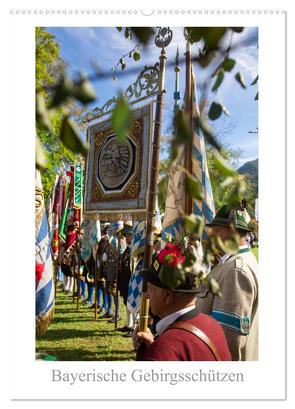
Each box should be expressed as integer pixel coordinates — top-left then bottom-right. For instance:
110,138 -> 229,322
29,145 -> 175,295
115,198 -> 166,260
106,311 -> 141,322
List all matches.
83,212 -> 147,221
36,307 -> 55,338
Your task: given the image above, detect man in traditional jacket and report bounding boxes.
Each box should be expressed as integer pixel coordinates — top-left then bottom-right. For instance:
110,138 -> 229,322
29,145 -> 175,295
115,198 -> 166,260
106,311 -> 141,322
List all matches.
101,222 -> 126,321
117,222 -> 134,336
133,243 -> 232,361
198,204 -> 259,361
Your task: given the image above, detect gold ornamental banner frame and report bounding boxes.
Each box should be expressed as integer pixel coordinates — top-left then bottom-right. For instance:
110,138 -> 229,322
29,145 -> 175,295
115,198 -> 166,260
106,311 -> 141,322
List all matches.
83,102 -> 154,221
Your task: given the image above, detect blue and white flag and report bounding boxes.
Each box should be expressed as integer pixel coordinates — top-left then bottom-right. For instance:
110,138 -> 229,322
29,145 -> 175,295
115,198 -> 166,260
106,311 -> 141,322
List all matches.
127,257 -> 143,314
35,170 -> 55,336
191,66 -> 215,224
127,221 -> 146,314
81,219 -> 101,262
162,63 -> 215,241
130,220 -> 146,259
161,157 -> 186,241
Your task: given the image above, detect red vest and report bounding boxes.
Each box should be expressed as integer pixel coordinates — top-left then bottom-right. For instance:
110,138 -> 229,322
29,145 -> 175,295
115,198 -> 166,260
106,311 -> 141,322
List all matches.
141,313 -> 232,361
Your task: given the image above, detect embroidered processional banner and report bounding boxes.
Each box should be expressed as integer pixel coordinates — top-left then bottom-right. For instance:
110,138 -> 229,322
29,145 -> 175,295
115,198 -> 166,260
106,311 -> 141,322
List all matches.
84,103 -> 153,221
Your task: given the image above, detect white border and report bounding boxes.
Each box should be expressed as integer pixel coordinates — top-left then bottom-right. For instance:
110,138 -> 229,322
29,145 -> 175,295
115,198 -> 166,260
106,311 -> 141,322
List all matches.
6,0 -> 286,403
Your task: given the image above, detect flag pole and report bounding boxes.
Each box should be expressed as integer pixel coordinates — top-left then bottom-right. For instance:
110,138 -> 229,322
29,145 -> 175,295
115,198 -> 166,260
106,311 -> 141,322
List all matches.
139,28 -> 172,333
76,242 -> 81,311
94,254 -> 98,321
184,39 -> 193,215
114,238 -> 120,330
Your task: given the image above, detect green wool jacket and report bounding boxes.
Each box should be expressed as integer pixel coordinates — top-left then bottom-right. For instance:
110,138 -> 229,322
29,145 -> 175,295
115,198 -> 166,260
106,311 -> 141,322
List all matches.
197,249 -> 258,361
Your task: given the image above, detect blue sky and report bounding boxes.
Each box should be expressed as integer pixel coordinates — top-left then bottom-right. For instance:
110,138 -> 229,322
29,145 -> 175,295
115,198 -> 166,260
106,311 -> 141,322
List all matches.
46,27 -> 258,168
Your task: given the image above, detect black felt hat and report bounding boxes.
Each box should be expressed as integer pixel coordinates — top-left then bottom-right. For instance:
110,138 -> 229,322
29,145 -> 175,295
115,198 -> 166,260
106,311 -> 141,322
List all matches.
142,245 -> 200,293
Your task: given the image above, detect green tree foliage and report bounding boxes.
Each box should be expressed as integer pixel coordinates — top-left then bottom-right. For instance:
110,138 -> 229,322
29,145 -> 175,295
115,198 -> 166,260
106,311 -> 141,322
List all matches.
36,27 -> 66,94
207,147 -> 256,217
36,28 -> 77,200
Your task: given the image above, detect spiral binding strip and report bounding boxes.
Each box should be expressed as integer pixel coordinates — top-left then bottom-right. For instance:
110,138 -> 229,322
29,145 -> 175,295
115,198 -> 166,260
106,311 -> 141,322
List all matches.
9,9 -> 286,15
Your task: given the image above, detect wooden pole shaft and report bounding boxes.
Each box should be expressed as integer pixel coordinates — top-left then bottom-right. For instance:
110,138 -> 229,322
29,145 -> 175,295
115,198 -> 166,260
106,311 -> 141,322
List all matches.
54,260 -> 58,299
184,41 -> 193,216
114,240 -> 120,330
76,250 -> 81,311
72,268 -> 76,304
94,254 -> 98,321
143,49 -> 167,274
139,49 -> 166,334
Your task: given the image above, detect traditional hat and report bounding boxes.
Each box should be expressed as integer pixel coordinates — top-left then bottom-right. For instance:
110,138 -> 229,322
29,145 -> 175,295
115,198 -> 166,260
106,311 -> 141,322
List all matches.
108,221 -> 124,235
122,225 -> 133,235
143,243 -> 199,293
122,220 -> 133,235
206,205 -> 252,232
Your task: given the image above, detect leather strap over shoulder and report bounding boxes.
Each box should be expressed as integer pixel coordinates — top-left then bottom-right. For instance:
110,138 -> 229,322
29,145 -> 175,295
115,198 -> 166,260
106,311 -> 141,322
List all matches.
164,321 -> 222,361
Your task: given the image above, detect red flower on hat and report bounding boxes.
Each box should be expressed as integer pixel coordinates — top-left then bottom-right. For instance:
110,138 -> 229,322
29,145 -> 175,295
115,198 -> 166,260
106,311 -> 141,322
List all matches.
158,243 -> 185,268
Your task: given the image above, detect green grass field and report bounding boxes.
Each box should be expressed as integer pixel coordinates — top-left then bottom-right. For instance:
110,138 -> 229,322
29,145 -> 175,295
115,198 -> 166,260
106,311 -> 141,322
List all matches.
36,287 -> 136,361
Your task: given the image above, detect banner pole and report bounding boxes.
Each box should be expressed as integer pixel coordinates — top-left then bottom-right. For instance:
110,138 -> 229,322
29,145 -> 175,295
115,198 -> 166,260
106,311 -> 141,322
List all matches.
139,29 -> 171,335
72,266 -> 76,304
94,253 -> 98,321
114,238 -> 120,330
184,40 -> 193,215
76,247 -> 81,311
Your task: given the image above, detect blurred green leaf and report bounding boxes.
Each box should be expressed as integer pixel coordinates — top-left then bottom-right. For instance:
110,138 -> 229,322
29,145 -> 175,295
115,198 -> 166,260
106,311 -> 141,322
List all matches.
158,174 -> 169,212
184,214 -> 204,238
125,28 -> 130,39
116,27 -> 122,32
213,150 -> 237,177
223,58 -> 236,72
220,176 -> 235,188
50,74 -> 74,108
235,72 -> 247,89
209,236 -> 225,255
204,249 -> 215,266
209,102 -> 230,120
60,116 -> 88,157
185,27 -> 202,43
36,136 -> 47,170
186,27 -> 227,49
174,109 -> 191,145
170,144 -> 179,163
133,51 -> 141,61
212,71 -> 224,92
227,178 -> 247,208
202,27 -> 227,51
251,75 -> 259,85
223,235 -> 240,254
130,27 -> 155,44
111,96 -> 133,143
208,102 -> 222,120
159,265 -> 185,290
72,79 -> 96,105
185,173 -> 204,200
208,277 -> 221,296
255,92 -> 259,100
119,58 -> 126,71
36,93 -> 53,133
197,50 -> 216,67
195,115 -> 221,151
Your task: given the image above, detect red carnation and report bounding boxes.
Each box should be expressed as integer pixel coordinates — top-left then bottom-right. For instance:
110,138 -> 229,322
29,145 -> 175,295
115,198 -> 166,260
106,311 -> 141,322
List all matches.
158,243 -> 185,268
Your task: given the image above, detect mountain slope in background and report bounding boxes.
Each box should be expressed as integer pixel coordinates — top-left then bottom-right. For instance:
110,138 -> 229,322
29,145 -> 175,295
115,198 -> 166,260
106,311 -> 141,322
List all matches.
238,158 -> 258,194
